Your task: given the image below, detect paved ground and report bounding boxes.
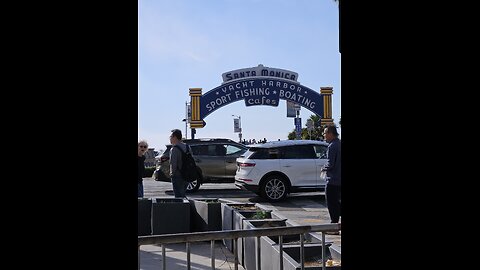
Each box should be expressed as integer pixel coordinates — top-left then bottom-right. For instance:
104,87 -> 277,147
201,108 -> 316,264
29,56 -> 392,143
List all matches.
139,178 -> 340,269
140,242 -> 243,270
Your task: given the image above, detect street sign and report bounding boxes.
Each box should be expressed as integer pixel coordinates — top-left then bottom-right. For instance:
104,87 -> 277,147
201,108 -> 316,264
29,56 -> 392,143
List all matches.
286,101 -> 296,117
233,118 -> 241,133
294,117 -> 302,139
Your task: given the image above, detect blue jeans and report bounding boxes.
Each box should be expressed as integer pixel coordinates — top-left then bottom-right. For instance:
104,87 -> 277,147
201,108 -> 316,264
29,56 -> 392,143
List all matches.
171,176 -> 187,198
138,182 -> 144,198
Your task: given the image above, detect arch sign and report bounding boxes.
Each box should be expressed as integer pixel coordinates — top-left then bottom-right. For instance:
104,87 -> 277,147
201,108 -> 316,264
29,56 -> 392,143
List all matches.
189,65 -> 333,128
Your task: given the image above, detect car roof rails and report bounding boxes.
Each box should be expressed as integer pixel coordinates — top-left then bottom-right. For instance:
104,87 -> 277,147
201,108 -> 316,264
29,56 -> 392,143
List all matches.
184,138 -> 235,143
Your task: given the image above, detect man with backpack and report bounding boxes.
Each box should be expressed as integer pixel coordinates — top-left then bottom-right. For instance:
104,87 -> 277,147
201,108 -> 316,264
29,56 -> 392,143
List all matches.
169,129 -> 191,198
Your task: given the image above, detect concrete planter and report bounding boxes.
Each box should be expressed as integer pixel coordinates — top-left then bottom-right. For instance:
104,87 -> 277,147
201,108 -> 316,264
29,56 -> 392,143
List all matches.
243,219 -> 287,270
280,244 -> 341,270
220,202 -> 256,251
328,244 -> 341,262
233,209 -> 274,266
264,232 -> 332,270
151,198 -> 190,235
189,198 -> 223,232
138,198 -> 152,236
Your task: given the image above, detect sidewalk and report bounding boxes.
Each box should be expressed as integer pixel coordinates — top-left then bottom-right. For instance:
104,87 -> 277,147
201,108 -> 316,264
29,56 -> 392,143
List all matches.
139,241 -> 245,270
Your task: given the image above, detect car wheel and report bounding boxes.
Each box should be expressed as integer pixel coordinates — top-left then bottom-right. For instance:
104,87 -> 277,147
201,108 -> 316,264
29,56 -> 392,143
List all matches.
186,167 -> 202,193
261,175 -> 288,202
186,180 -> 201,193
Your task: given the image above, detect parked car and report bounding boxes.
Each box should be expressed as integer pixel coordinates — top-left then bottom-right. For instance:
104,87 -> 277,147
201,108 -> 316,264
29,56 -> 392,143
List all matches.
154,138 -> 248,192
235,140 -> 329,202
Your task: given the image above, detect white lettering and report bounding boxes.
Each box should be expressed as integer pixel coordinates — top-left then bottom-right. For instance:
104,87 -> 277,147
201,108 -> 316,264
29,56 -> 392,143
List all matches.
206,103 -> 213,111
209,101 -> 216,110
222,67 -> 298,83
304,99 -> 310,107
297,94 -> 303,102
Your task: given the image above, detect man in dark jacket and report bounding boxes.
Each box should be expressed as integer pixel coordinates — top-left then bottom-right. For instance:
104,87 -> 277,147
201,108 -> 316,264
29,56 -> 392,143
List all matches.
323,125 -> 341,229
169,129 -> 189,198
138,140 -> 149,198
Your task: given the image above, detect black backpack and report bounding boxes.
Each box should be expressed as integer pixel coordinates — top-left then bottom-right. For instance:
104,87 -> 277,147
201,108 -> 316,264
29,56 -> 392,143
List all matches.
174,144 -> 200,182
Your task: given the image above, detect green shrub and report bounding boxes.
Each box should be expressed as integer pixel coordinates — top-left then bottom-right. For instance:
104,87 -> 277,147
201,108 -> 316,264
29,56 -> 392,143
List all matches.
252,210 -> 268,219
144,166 -> 156,177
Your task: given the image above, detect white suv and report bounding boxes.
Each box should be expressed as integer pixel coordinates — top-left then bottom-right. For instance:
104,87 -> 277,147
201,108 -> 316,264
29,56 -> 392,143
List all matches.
235,140 -> 329,201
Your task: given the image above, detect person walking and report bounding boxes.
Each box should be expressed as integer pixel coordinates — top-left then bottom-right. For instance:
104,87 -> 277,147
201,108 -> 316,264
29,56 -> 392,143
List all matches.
323,125 -> 341,232
138,140 -> 149,198
169,129 -> 190,198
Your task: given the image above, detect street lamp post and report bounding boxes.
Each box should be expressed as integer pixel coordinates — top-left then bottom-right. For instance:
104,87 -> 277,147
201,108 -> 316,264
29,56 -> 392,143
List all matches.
182,101 -> 189,139
232,115 -> 242,143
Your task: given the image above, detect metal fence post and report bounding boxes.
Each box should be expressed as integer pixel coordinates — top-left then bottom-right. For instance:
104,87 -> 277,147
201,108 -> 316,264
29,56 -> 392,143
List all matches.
322,232 -> 326,270
256,236 -> 261,270
300,233 -> 305,270
211,240 -> 215,269
279,235 -> 283,270
234,238 -> 238,270
186,242 -> 191,270
162,245 -> 166,270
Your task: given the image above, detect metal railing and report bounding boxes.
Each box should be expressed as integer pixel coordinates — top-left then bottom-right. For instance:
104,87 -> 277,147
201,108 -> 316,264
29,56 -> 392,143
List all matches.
138,223 -> 340,270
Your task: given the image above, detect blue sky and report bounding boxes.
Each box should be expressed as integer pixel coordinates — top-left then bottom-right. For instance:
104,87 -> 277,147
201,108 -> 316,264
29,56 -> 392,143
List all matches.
139,0 -> 340,151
